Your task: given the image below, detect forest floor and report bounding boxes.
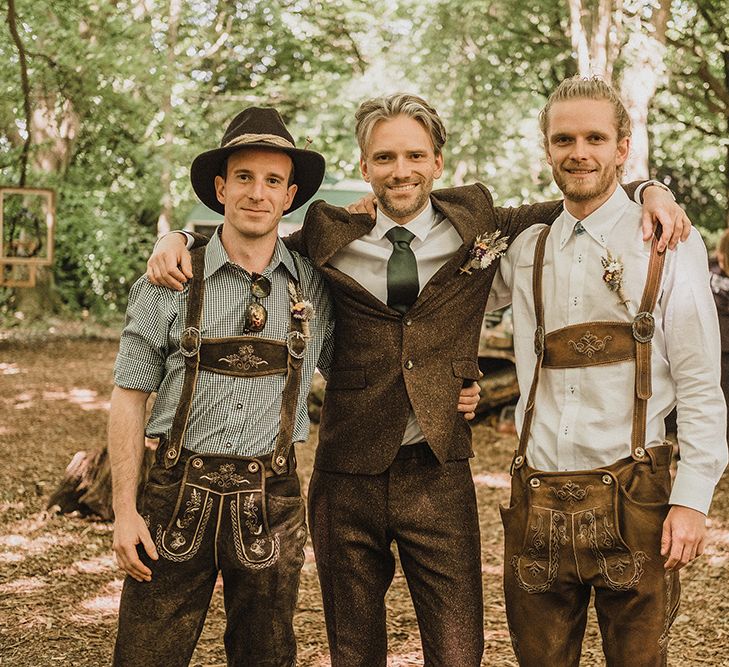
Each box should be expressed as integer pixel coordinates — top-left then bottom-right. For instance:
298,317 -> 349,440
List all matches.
1,336 -> 728,666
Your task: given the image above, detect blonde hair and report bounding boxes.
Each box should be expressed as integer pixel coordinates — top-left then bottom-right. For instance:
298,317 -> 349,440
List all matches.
355,93 -> 447,157
539,76 -> 631,142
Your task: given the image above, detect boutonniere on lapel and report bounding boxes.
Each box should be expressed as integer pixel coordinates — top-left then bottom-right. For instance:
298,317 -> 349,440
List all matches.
288,281 -> 315,338
601,249 -> 634,315
459,230 -> 510,275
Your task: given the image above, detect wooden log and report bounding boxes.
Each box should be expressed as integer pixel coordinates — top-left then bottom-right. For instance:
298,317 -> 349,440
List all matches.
47,444 -> 155,520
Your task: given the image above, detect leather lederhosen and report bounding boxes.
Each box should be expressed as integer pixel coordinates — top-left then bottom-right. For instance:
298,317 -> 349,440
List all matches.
501,226 -> 681,666
153,246 -> 308,568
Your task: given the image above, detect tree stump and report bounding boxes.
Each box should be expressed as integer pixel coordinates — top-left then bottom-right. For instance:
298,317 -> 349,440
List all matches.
47,443 -> 156,520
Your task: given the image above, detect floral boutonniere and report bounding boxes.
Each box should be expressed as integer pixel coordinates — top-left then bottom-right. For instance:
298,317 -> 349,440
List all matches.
601,249 -> 633,315
288,281 -> 315,338
459,231 -> 510,275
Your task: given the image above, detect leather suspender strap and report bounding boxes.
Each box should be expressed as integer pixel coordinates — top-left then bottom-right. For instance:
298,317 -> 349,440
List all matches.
270,280 -> 306,474
165,249 -> 309,474
510,226 -> 666,474
165,246 -> 206,469
630,235 -> 666,458
511,226 -> 551,473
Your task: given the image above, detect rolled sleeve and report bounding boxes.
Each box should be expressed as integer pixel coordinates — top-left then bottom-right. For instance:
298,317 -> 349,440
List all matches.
114,276 -> 176,392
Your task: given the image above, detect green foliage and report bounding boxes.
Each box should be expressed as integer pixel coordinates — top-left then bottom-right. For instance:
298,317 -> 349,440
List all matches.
0,0 -> 725,321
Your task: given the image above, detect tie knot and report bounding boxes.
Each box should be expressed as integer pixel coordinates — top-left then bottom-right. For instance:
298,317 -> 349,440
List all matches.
386,226 -> 415,246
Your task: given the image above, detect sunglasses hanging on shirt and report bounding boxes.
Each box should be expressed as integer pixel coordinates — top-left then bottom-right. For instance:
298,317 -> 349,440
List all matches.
244,273 -> 271,333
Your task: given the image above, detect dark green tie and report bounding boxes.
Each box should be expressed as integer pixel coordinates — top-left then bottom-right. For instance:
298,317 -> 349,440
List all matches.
385,226 -> 419,314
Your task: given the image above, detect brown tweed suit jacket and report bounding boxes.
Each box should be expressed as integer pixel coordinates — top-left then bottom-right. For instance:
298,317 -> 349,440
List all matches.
189,182 -> 642,475
289,183 -> 563,474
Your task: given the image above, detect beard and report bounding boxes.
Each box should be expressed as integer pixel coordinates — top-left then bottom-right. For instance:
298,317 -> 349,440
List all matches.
553,162 -> 617,202
373,176 -> 434,222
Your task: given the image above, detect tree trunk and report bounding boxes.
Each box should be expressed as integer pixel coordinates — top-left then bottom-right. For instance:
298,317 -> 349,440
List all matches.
619,0 -> 670,180
156,0 -> 182,238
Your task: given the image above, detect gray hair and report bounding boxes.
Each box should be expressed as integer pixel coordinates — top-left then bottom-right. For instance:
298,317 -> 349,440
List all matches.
354,93 -> 447,157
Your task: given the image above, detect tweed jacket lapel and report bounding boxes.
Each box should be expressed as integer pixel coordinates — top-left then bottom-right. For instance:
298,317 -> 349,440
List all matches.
412,193 -> 480,307
305,206 -> 375,267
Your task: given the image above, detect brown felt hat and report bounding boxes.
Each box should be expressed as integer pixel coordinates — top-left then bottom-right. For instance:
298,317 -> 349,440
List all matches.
190,107 -> 326,214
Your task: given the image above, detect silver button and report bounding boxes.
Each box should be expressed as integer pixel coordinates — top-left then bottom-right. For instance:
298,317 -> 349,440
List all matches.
404,318 -> 413,326
248,462 -> 260,473
404,360 -> 414,370
602,474 -> 612,485
192,458 -> 203,469
529,478 -> 541,489
635,447 -> 646,458
276,455 -> 286,467
236,403 -> 243,409
166,449 -> 177,459
514,455 -> 524,466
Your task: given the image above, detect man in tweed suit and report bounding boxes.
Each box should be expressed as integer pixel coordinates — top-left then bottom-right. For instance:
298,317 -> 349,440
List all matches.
148,93 -> 688,666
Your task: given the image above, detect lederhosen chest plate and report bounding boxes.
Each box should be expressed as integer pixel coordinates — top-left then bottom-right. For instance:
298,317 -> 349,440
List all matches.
164,246 -> 307,474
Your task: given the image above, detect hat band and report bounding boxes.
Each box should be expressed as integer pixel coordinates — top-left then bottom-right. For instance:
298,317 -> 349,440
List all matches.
223,133 -> 296,150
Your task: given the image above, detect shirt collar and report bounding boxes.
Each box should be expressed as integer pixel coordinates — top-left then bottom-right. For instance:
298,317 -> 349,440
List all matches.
204,226 -> 299,281
558,185 -> 632,250
372,201 -> 439,242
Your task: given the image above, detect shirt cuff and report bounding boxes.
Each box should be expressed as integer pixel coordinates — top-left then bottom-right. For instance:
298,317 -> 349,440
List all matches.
154,230 -> 194,250
634,180 -> 676,204
668,465 -> 716,515
114,354 -> 164,394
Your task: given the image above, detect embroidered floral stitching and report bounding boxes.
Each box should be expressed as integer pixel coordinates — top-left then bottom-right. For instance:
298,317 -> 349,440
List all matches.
568,332 -> 613,358
219,345 -> 269,371
200,463 -> 249,489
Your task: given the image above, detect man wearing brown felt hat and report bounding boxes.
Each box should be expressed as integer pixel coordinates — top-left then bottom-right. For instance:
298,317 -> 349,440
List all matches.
109,106 -> 335,666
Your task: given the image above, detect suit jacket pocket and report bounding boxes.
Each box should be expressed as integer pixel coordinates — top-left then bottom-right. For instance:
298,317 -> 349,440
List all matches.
327,367 -> 367,390
452,359 -> 480,381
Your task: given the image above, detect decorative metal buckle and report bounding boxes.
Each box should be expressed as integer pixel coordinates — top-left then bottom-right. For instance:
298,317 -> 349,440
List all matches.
180,327 -> 202,357
631,311 -> 655,343
534,325 -> 545,357
287,330 -> 307,360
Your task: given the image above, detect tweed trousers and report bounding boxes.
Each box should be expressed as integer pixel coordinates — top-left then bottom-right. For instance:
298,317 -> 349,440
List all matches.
308,444 -> 484,667
113,447 -> 307,667
501,444 -> 680,667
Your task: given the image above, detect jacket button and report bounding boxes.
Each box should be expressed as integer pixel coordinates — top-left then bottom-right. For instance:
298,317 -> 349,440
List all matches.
404,318 -> 413,326
404,360 -> 414,370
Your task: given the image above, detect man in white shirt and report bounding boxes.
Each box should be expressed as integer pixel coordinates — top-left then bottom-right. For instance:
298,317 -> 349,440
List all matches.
489,76 -> 728,667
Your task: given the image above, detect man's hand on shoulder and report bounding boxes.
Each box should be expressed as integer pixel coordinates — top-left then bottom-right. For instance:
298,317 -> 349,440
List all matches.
113,509 -> 159,581
346,194 -> 377,219
661,505 -> 707,571
147,232 -> 193,290
640,185 -> 691,252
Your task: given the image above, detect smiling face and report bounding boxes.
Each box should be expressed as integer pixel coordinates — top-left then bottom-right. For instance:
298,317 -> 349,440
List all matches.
214,148 -> 297,246
359,115 -> 444,225
545,98 -> 630,218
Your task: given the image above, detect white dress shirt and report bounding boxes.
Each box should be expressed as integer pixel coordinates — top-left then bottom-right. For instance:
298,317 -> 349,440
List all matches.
489,186 -> 728,514
330,203 -> 463,445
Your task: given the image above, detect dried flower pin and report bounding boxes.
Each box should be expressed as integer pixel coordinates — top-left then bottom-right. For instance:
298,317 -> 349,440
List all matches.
460,230 -> 509,275
601,249 -> 633,314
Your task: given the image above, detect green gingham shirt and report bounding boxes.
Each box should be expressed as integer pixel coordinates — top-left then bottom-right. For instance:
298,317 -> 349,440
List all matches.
114,230 -> 334,457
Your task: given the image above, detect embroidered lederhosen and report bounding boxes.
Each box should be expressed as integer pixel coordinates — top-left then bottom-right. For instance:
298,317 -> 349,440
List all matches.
151,246 -> 307,569
505,225 -> 674,595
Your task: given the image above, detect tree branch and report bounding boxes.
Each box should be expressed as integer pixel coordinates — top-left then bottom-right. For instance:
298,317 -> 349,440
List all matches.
6,0 -> 32,187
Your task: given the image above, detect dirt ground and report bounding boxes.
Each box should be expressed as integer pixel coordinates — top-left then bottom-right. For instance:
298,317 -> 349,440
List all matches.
1,337 -> 728,666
